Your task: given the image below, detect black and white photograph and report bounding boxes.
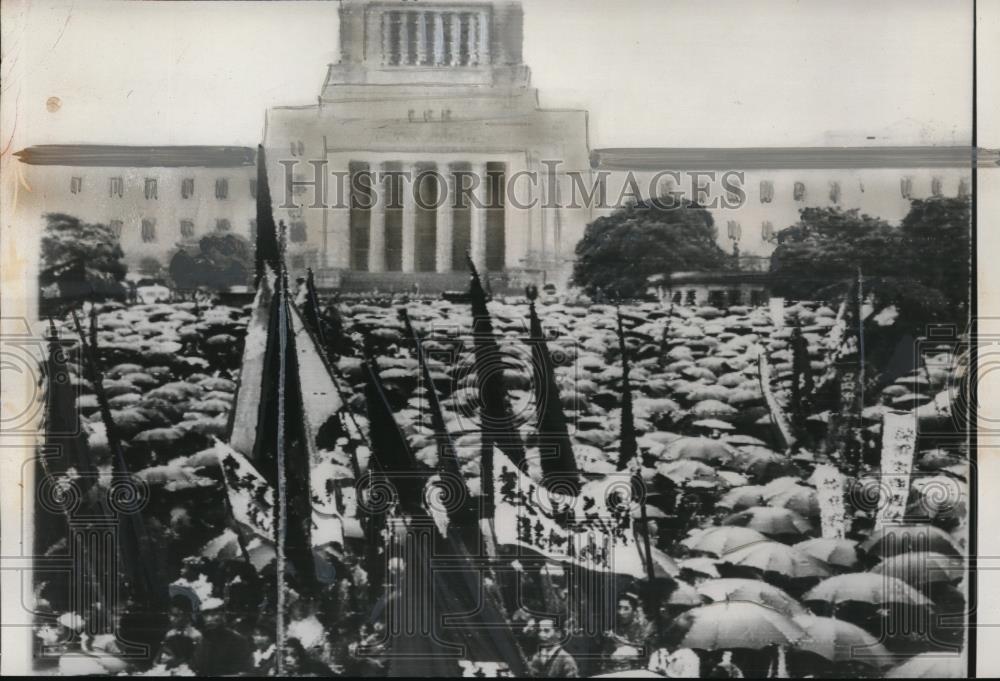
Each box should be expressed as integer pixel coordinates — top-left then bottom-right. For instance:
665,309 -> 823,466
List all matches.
0,0 -> 994,677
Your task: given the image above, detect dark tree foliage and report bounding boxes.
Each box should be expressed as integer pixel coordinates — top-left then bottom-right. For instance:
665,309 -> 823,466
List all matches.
170,233 -> 252,290
39,213 -> 128,303
572,197 -> 731,298
773,198 -> 971,401
769,198 -> 971,331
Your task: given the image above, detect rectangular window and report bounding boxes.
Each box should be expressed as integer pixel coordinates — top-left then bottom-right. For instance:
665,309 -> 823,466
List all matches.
289,221 -> 308,243
215,178 -> 229,199
109,177 -> 124,198
249,179 -> 257,199
144,178 -> 158,200
215,219 -> 232,233
70,177 -> 83,194
181,178 -> 194,199
141,219 -> 157,243
180,220 -> 195,238
109,220 -> 123,238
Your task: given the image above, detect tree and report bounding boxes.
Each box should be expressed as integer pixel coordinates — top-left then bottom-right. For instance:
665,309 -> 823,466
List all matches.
39,213 -> 128,305
770,198 -> 971,398
169,232 -> 252,290
769,199 -> 971,330
572,197 -> 730,298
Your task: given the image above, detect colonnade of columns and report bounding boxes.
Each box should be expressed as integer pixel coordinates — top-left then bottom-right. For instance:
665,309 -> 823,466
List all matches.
360,161 -> 499,274
380,9 -> 491,67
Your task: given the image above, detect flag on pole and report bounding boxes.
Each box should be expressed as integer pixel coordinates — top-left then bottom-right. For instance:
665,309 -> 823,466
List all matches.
526,286 -> 579,491
250,273 -> 316,584
255,145 -> 281,285
228,268 -> 274,457
758,348 -> 795,450
466,256 -> 526,523
399,309 -> 472,519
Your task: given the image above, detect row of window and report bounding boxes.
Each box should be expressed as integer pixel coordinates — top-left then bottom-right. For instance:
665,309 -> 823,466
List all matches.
70,176 -> 257,200
106,217 -> 308,244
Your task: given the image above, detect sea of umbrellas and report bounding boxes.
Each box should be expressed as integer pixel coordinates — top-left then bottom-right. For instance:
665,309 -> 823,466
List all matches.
36,291 -> 968,677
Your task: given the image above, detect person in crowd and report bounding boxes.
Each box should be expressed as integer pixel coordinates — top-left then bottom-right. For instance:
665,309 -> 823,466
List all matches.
250,619 -> 277,675
527,618 -> 579,678
164,595 -> 202,648
145,634 -> 196,676
600,592 -> 655,672
605,592 -> 654,650
288,595 -> 326,656
191,597 -> 253,676
282,636 -> 332,676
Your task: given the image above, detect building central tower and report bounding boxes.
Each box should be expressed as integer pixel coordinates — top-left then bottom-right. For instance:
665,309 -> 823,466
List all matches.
265,0 -> 591,291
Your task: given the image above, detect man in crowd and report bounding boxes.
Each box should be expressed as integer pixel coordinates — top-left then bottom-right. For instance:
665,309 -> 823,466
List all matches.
528,618 -> 578,678
191,597 -> 252,676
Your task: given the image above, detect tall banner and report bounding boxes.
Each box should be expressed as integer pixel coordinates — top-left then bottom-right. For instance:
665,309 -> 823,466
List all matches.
758,349 -> 795,449
809,465 -> 847,539
875,412 -> 917,529
492,448 -> 646,577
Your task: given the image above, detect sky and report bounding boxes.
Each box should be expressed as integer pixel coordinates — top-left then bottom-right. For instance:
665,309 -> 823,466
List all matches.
2,0 -> 974,150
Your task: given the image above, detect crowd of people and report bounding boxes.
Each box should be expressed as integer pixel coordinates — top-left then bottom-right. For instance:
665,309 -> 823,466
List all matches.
33,284 -> 967,677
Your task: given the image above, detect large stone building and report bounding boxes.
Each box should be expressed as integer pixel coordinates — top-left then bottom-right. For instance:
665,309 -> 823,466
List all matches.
14,145 -> 256,277
263,0 -> 592,291
13,0 -> 974,294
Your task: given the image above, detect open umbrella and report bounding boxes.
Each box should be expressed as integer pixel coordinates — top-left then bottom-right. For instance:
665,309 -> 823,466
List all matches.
803,573 -> 932,608
885,652 -> 965,678
667,601 -> 805,650
696,578 -> 806,617
721,541 -> 832,579
791,615 -> 893,667
869,551 -> 964,587
860,524 -> 962,559
662,437 -> 736,465
794,538 -> 860,570
657,460 -> 721,485
681,526 -> 769,557
722,506 -> 814,537
765,484 -> 820,518
718,485 -> 767,511
679,557 -> 721,580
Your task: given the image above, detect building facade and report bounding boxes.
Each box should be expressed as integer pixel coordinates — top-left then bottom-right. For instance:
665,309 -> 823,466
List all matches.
264,0 -> 592,291
14,145 -> 256,277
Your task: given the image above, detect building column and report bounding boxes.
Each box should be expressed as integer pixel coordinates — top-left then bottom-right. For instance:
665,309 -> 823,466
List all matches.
401,162 -> 417,273
399,11 -> 411,65
449,13 -> 462,66
478,10 -> 491,64
381,11 -> 392,65
470,161 -> 489,271
433,12 -> 445,65
368,162 -> 387,273
416,11 -> 428,65
436,166 -> 455,272
467,12 -> 479,65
